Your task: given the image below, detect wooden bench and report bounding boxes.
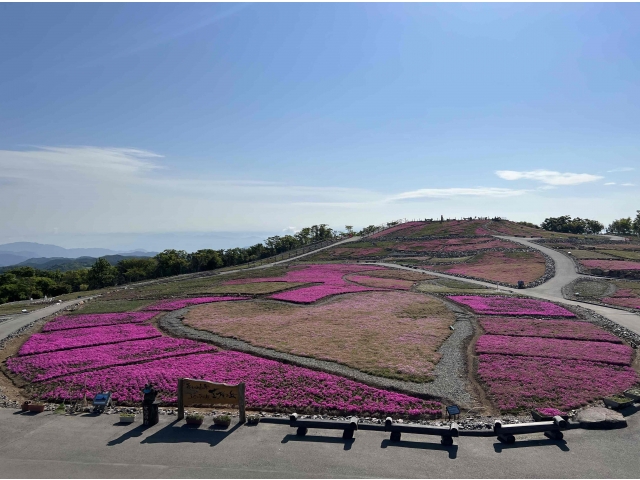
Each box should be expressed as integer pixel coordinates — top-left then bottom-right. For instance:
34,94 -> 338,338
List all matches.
385,417 -> 459,446
290,413 -> 359,439
494,416 -> 567,444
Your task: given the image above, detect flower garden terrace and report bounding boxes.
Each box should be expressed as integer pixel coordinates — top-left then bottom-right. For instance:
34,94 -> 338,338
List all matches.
1,262 -> 639,420
306,219 -> 554,288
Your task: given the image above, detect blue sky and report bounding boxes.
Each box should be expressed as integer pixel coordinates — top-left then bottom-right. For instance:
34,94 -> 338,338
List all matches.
1,3 -> 638,250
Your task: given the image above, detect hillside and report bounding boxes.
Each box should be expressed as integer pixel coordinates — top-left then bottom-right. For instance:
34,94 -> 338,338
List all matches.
0,254 -> 154,273
0,242 -> 155,267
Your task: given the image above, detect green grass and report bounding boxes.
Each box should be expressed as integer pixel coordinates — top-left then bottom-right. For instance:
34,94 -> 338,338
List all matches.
602,250 -> 640,261
69,299 -> 155,314
0,302 -> 52,315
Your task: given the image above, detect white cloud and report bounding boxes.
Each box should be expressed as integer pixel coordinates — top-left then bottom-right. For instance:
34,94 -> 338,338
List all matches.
604,182 -> 616,185
495,169 -> 603,186
607,167 -> 635,173
622,183 -> 636,187
388,187 -> 527,201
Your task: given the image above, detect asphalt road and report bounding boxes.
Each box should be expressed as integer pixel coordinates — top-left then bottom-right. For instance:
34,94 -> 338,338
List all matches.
0,297 -> 97,342
1,409 -> 639,478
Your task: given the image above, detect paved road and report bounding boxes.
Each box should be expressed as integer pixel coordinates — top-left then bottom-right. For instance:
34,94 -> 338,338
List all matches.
1,409 -> 638,478
0,297 -> 97,342
495,236 -> 584,298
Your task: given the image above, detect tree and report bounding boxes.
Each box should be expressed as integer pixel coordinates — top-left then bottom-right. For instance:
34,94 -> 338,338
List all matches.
87,258 -> 118,289
189,250 -> 223,272
632,210 -> 640,237
584,219 -> 604,235
155,250 -> 189,277
607,217 -> 633,235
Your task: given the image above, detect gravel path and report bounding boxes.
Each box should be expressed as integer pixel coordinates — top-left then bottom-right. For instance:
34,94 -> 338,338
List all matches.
159,307 -> 476,406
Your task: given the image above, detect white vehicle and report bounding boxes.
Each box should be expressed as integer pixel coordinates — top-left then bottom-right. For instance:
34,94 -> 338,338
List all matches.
22,309 -> 28,313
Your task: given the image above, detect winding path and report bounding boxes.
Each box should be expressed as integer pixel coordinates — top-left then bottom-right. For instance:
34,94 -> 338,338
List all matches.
376,235 -> 640,335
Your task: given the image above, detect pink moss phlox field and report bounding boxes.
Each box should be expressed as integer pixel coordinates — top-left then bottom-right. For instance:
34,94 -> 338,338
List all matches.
224,264 -> 384,286
437,251 -> 546,284
346,274 -> 413,290
476,335 -> 633,366
447,296 -> 576,317
601,289 -> 640,310
39,351 -> 442,416
394,238 -> 515,253
18,324 -> 162,356
224,264 -> 388,303
536,407 -> 565,417
602,297 -> 640,310
477,354 -> 637,411
269,285 -> 384,304
329,247 -> 385,257
7,337 -> 215,382
144,296 -> 250,311
43,312 -> 158,332
478,317 -> 622,343
368,221 -> 425,239
581,260 -> 640,271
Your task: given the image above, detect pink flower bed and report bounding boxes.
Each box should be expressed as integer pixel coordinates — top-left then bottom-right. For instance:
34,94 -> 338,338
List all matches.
581,260 -> 640,271
476,335 -> 633,366
346,274 -> 413,290
478,317 -> 622,343
394,238 -> 515,253
8,337 -> 215,382
602,297 -> 640,310
436,251 -> 546,285
224,264 -> 387,303
269,285 -> 384,304
536,407 -> 565,417
447,296 -> 576,317
477,354 -> 637,411
224,264 -> 384,286
601,289 -> 640,310
38,351 -> 443,416
18,324 -> 162,356
43,312 -> 158,332
144,296 -> 250,311
368,222 -> 425,239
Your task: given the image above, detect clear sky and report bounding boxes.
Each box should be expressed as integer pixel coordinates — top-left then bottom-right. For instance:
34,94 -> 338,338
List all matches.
1,3 -> 638,250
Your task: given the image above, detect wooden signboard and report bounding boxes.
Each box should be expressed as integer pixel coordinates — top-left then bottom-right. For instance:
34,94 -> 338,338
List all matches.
177,378 -> 246,423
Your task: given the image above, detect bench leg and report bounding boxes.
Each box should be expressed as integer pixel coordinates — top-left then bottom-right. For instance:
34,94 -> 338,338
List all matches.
342,429 -> 354,440
440,436 -> 454,446
544,430 -> 564,440
497,434 -> 516,444
296,427 -> 308,437
390,431 -> 401,442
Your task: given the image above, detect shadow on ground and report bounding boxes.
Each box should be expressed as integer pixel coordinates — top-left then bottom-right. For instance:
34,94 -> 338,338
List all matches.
493,438 -> 570,453
281,434 -> 355,451
107,420 -> 242,447
380,439 -> 458,459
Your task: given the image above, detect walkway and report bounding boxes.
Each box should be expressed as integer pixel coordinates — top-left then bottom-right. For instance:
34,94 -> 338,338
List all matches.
375,234 -> 640,336
0,297 -> 97,343
0,408 -> 638,478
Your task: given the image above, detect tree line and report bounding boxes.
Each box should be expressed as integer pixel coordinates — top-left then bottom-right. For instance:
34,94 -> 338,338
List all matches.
0,224 -> 347,304
540,211 -> 640,236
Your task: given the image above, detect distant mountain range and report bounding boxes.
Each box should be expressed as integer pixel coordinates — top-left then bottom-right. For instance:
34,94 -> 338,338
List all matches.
0,242 -> 157,269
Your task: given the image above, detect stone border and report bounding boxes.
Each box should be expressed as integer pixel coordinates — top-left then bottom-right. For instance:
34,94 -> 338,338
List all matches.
561,277 -> 640,321
159,304 -> 476,407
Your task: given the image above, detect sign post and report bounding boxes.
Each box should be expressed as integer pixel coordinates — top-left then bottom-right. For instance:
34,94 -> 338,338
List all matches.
177,378 -> 246,424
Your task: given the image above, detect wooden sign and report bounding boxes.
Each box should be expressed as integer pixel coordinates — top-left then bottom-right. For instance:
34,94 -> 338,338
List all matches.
177,378 -> 245,423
